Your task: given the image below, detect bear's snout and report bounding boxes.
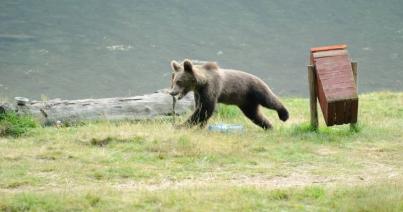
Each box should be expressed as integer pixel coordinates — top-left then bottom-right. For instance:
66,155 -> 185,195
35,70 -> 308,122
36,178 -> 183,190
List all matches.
169,90 -> 179,96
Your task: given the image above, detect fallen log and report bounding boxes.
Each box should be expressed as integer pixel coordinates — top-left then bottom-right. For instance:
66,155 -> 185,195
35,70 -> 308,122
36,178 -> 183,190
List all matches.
0,89 -> 194,126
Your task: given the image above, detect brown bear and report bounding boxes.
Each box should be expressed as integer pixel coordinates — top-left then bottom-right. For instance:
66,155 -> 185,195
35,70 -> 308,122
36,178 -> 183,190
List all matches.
169,59 -> 289,129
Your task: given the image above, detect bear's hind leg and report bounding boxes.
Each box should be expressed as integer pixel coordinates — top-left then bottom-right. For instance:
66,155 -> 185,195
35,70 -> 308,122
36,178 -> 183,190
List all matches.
258,92 -> 289,122
240,104 -> 272,130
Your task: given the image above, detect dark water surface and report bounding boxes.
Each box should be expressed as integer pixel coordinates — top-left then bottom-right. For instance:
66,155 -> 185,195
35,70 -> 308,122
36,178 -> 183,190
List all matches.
1,0 -> 402,99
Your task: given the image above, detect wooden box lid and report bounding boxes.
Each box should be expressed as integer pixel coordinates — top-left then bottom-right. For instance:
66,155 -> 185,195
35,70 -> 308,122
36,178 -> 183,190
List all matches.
310,45 -> 358,102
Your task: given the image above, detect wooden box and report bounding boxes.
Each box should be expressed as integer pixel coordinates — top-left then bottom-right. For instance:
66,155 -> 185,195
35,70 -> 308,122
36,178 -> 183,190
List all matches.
310,45 -> 358,126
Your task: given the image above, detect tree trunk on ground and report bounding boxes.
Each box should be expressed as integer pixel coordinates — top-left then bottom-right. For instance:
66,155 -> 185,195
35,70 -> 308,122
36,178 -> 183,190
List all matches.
0,89 -> 194,126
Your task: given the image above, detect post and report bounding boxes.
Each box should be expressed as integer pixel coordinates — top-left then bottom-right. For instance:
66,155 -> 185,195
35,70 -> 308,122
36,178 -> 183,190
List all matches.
350,61 -> 358,130
351,62 -> 358,85
308,65 -> 318,130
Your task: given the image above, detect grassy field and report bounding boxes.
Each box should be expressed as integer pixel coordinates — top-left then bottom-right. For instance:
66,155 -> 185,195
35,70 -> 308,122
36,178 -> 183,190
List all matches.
0,92 -> 402,211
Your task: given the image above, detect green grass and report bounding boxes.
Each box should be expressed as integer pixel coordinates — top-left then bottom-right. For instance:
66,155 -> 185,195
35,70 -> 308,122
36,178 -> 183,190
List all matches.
0,111 -> 38,137
0,92 -> 402,211
1,183 -> 402,211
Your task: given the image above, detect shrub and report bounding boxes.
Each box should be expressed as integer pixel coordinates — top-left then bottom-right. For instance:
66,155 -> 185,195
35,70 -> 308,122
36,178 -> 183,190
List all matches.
0,111 -> 38,137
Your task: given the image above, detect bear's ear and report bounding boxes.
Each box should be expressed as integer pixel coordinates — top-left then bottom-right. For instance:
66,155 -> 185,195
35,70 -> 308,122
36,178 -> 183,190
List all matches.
171,60 -> 181,72
203,62 -> 219,71
183,59 -> 193,74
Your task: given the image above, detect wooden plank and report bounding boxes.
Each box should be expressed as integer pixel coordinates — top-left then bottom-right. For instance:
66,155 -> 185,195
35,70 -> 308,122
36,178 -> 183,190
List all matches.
312,50 -> 348,59
324,84 -> 357,93
323,81 -> 356,90
335,100 -> 346,125
326,101 -> 336,126
322,77 -> 356,87
352,61 -> 358,85
316,73 -> 328,123
317,78 -> 357,102
308,65 -> 318,129
344,99 -> 352,123
351,99 -> 359,123
350,61 -> 358,126
311,44 -> 347,53
315,56 -> 351,69
320,72 -> 354,81
316,65 -> 353,74
320,73 -> 354,81
327,91 -> 358,102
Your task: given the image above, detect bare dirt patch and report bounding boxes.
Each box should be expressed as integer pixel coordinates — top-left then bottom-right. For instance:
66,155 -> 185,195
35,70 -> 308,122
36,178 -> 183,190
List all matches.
114,164 -> 402,191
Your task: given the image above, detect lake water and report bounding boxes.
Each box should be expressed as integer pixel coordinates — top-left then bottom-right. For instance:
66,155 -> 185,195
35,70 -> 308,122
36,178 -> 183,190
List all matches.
1,0 -> 402,99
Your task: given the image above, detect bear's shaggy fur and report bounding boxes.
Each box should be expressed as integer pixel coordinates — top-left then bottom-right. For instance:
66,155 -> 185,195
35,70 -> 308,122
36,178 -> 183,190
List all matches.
169,59 -> 289,129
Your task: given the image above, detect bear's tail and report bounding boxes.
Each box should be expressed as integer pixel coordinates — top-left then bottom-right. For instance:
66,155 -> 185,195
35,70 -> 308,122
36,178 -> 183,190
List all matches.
277,106 -> 289,122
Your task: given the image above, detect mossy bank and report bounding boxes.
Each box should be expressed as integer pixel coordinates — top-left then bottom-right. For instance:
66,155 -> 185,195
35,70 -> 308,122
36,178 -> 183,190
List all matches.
0,92 -> 402,211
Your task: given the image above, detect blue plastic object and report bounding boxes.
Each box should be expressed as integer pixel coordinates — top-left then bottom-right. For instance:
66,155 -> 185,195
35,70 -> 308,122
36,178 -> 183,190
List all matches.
208,123 -> 244,133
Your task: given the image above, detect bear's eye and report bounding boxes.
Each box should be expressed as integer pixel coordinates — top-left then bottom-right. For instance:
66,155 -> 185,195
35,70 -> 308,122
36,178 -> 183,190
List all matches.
176,80 -> 183,86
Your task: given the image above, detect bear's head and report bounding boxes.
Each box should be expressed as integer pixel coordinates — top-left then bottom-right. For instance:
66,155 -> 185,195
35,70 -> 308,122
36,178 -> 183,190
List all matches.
169,59 -> 218,100
169,59 -> 196,100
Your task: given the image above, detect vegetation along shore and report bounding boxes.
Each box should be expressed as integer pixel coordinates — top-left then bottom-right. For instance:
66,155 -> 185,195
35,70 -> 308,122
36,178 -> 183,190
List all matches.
0,92 -> 402,211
